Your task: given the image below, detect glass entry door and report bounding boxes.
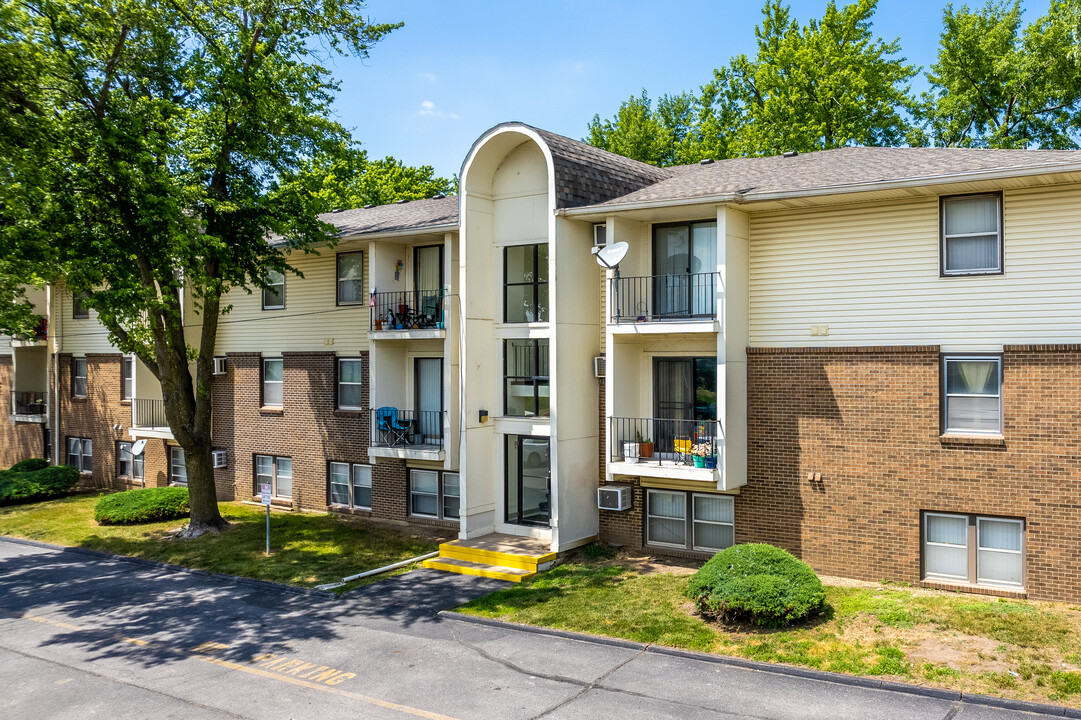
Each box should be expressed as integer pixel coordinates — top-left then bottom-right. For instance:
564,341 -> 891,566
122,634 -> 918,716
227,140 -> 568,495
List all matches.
415,358 -> 443,443
505,435 -> 551,526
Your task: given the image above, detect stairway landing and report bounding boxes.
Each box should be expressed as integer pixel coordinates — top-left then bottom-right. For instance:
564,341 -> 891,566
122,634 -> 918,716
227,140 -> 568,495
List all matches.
422,533 -> 556,582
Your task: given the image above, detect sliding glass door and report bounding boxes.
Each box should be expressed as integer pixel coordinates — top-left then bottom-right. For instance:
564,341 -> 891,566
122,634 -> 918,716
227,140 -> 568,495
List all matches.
415,357 -> 443,444
652,221 -> 717,318
653,357 -> 718,454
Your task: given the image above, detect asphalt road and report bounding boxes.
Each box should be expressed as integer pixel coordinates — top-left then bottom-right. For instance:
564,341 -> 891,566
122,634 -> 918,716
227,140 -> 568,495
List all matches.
0,537 -> 1069,720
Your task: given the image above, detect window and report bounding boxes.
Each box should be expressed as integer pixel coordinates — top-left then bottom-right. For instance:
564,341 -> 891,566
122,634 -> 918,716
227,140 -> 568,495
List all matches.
67,437 -> 92,473
504,339 -> 549,417
337,358 -> 363,409
328,462 -> 372,509
943,356 -> 1002,435
170,446 -> 187,485
72,357 -> 87,398
117,441 -> 143,479
941,193 -> 1002,275
255,455 -> 292,498
262,269 -> 285,309
122,357 -> 134,400
923,512 -> 1024,588
409,469 -> 459,520
336,252 -> 364,305
72,293 -> 89,319
645,490 -> 733,553
262,358 -> 283,407
503,244 -> 548,323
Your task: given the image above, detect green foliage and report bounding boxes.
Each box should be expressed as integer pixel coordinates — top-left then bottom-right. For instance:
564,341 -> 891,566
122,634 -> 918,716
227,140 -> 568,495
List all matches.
914,0 -> 1081,148
0,465 -> 80,505
581,542 -> 615,560
685,543 -> 826,627
9,458 -> 49,472
586,90 -> 702,166
94,487 -> 191,525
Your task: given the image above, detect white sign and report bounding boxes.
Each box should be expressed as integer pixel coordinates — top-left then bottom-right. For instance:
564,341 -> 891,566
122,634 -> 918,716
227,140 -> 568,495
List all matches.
260,483 -> 272,506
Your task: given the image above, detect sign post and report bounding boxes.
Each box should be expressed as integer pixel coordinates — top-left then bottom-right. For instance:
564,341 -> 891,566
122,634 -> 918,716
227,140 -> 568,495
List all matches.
260,482 -> 272,556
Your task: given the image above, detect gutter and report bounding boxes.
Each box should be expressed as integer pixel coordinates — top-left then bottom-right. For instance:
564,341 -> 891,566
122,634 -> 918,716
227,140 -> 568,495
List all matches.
555,160 -> 1081,217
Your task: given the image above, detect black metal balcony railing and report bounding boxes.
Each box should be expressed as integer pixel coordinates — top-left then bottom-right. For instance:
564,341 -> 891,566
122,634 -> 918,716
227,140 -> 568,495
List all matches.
133,398 -> 168,428
610,417 -> 721,469
12,390 -> 46,416
610,273 -> 717,323
371,408 -> 446,449
370,289 -> 444,331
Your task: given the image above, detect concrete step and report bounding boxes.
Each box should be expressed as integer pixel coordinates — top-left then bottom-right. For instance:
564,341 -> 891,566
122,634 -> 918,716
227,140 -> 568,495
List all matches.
421,556 -> 535,583
438,538 -> 556,572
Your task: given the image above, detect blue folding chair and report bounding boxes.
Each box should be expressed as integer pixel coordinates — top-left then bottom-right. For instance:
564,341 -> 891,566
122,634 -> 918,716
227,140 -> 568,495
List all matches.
375,407 -> 413,446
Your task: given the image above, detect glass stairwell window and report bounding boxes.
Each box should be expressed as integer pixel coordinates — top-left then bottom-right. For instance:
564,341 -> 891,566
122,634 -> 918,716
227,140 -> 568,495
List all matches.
943,356 -> 1001,435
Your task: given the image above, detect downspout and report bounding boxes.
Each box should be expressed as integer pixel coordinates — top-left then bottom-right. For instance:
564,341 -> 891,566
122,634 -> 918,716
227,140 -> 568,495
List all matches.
50,284 -> 60,465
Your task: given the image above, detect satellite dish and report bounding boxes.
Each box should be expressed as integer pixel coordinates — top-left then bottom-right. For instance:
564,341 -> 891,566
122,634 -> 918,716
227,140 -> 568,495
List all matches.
592,241 -> 629,269
130,439 -> 147,456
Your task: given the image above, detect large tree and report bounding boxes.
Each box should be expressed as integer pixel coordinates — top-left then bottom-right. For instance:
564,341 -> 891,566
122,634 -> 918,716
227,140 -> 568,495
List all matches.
585,90 -> 700,166
0,0 -> 397,536
914,0 -> 1081,148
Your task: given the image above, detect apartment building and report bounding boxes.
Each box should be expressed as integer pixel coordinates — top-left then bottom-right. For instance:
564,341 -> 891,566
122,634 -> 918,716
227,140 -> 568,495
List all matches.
5,122 -> 1081,601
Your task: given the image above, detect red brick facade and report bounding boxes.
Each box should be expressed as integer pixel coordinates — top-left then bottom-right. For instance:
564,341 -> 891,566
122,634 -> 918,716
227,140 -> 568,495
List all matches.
0,355 -> 46,468
599,344 -> 1081,602
56,353 -> 168,489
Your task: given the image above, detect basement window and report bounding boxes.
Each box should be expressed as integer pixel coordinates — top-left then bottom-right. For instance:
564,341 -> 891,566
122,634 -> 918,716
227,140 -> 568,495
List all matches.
923,512 -> 1023,589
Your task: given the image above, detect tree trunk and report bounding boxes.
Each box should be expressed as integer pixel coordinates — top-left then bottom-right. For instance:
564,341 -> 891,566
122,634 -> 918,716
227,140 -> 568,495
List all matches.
177,441 -> 228,538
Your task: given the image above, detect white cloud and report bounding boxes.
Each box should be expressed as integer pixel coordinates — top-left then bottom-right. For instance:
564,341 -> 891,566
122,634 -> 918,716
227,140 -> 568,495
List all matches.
418,72 -> 438,83
418,100 -> 459,120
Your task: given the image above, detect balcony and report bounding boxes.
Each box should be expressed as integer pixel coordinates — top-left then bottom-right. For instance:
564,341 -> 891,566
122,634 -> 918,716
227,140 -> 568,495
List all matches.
370,290 -> 445,339
369,408 -> 446,461
11,390 -> 46,423
608,416 -> 722,482
131,398 -> 172,438
609,273 -> 718,332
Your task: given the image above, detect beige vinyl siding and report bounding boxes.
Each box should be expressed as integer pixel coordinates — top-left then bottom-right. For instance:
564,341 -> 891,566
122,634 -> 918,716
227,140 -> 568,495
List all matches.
58,290 -> 120,355
748,184 -> 1081,347
215,245 -> 370,354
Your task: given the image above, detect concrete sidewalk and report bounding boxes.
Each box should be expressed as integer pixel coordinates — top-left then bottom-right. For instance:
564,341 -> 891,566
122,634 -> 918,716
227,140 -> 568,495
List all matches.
0,537 -> 1070,720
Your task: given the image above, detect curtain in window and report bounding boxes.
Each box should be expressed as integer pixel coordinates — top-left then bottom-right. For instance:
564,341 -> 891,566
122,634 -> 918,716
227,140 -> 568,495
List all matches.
416,358 -> 442,440
415,246 -> 441,293
275,458 -> 292,498
925,515 -> 968,579
944,196 -> 999,271
411,470 -> 439,516
946,360 -> 1000,432
647,491 -> 687,546
690,223 -> 716,315
977,519 -> 1023,585
692,495 -> 734,551
654,226 -> 689,317
329,463 -> 350,505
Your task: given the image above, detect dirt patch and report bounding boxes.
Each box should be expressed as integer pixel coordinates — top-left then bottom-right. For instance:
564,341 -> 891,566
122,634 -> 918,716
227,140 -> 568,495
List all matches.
907,632 -> 1012,674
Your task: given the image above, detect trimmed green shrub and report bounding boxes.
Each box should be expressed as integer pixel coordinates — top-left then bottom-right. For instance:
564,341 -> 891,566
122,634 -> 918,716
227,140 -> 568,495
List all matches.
9,458 -> 49,472
685,543 -> 826,628
0,465 -> 81,505
94,487 -> 190,525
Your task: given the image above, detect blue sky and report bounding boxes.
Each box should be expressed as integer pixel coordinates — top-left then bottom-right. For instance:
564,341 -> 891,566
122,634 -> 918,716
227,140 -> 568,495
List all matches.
328,0 -> 1050,179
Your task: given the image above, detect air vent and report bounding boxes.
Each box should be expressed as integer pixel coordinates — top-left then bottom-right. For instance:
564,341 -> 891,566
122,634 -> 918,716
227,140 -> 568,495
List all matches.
594,355 -> 606,378
212,450 -> 228,468
593,224 -> 607,248
597,485 -> 632,511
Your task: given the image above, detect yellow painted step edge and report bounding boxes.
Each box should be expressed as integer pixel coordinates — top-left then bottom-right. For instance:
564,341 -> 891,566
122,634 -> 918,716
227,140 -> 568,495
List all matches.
422,558 -> 534,583
438,543 -> 556,569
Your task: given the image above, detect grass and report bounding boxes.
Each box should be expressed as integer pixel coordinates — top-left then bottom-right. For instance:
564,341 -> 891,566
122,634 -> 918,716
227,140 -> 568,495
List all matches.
458,559 -> 1081,708
0,493 -> 443,591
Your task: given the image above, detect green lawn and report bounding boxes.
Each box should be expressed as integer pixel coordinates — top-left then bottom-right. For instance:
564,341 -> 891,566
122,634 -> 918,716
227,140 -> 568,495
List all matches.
458,559 -> 1081,708
0,494 -> 443,591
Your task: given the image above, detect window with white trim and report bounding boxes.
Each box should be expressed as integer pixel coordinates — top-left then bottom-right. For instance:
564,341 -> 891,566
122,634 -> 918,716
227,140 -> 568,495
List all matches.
409,469 -> 459,520
337,358 -> 363,409
328,462 -> 372,510
122,357 -> 134,400
336,252 -> 364,305
262,358 -> 283,407
67,437 -> 92,473
941,193 -> 1002,275
262,269 -> 285,309
72,357 -> 87,397
646,489 -> 733,552
117,441 -> 143,479
943,356 -> 1002,435
72,292 -> 90,319
255,454 -> 292,498
169,446 -> 187,485
923,512 -> 1024,588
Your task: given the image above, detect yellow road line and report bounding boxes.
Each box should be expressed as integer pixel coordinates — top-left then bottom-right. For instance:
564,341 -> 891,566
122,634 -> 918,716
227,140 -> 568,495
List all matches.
3,609 -> 460,720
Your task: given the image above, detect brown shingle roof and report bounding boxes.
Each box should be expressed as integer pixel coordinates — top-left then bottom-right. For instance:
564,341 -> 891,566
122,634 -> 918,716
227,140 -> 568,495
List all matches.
578,146 -> 1081,209
319,195 -> 459,238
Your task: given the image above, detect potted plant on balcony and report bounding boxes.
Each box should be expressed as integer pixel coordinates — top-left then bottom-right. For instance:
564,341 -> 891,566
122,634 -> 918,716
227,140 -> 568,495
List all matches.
622,439 -> 640,464
637,431 -> 654,459
691,443 -> 712,469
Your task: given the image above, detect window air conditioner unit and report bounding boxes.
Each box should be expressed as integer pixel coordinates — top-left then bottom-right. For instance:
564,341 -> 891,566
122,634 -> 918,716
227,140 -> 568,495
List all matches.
594,355 -> 606,378
593,224 -> 607,248
213,357 -> 227,375
597,485 -> 632,511
212,450 -> 228,468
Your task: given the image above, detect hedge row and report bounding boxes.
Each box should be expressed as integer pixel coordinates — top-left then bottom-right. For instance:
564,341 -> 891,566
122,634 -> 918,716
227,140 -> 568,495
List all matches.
0,463 -> 81,505
94,486 -> 190,525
